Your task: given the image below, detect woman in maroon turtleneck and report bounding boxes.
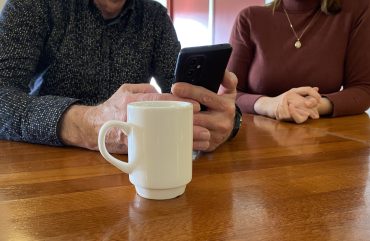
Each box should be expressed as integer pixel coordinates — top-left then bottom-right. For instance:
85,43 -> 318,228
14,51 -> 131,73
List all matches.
228,0 -> 370,123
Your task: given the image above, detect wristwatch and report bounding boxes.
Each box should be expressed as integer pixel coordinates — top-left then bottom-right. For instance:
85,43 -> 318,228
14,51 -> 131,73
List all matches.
228,104 -> 242,140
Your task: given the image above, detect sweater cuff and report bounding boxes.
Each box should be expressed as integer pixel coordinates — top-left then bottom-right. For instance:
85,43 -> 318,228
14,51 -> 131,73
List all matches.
323,91 -> 369,117
22,96 -> 80,146
236,93 -> 263,114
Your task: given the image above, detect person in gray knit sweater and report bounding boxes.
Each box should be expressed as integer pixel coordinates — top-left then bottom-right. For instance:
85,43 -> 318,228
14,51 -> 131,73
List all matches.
0,0 -> 239,153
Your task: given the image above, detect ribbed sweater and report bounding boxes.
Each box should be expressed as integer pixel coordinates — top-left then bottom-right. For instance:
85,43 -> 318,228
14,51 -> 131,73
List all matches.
228,0 -> 370,116
0,0 -> 180,145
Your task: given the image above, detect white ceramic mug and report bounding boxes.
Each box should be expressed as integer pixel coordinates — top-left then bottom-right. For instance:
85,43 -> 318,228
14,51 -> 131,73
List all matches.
98,101 -> 193,200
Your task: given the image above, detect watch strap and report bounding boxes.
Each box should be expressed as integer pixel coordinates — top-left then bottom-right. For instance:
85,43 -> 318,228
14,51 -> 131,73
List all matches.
228,104 -> 242,140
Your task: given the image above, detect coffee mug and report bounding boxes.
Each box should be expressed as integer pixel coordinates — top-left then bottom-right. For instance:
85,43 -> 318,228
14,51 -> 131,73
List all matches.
98,101 -> 193,200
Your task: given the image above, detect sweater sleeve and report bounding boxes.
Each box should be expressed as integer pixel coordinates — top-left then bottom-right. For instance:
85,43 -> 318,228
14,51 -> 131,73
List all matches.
228,8 -> 263,114
151,4 -> 181,94
0,0 -> 79,146
324,2 -> 370,116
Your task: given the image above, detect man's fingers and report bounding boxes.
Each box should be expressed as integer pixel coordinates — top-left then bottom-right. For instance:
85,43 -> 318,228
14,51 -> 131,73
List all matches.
104,144 -> 128,154
124,91 -> 201,112
193,125 -> 210,141
120,83 -> 159,94
193,141 -> 210,151
172,82 -> 226,110
135,92 -> 177,101
172,71 -> 237,152
218,70 -> 238,95
193,125 -> 210,151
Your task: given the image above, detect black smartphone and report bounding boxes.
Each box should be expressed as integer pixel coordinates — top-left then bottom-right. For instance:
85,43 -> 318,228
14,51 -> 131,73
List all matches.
173,43 -> 232,96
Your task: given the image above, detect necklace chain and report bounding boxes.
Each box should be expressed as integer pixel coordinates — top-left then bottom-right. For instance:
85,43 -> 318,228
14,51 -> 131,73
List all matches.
283,8 -> 321,49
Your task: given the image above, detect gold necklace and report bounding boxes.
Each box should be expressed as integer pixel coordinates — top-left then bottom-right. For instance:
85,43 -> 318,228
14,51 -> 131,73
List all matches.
283,8 -> 321,49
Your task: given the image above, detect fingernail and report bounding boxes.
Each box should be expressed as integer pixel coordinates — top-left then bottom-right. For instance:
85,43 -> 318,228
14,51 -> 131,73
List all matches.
200,130 -> 210,140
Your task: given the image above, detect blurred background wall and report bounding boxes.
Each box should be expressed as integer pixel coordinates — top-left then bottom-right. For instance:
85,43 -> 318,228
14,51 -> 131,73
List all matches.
0,0 -> 5,10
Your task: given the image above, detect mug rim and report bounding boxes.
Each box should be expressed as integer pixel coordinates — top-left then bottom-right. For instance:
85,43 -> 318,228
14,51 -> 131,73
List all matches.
128,101 -> 192,109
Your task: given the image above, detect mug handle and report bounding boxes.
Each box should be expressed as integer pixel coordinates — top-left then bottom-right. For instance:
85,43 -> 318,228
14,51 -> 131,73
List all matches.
98,120 -> 133,174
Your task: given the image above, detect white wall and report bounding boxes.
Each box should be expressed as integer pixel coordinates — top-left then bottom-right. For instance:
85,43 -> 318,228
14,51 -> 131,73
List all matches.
154,0 -> 167,8
0,0 -> 5,10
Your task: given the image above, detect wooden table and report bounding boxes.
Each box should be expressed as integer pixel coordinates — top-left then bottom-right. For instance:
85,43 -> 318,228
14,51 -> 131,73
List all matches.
1,113 -> 369,241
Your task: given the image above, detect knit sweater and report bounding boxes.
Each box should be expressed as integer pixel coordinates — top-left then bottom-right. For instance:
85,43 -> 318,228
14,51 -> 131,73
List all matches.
228,0 -> 370,116
0,0 -> 180,145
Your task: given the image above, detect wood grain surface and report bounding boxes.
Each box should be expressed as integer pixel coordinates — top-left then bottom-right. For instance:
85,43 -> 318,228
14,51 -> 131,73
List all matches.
1,113 -> 369,241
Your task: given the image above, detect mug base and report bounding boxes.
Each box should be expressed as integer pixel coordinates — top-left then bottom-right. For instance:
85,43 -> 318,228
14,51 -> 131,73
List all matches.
135,186 -> 186,200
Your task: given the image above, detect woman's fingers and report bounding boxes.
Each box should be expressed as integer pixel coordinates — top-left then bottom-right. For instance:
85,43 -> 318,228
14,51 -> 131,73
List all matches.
288,104 -> 310,124
291,86 -> 321,101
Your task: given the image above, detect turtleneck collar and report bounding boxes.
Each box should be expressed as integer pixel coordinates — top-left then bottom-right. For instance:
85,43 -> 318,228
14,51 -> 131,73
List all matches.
282,0 -> 321,12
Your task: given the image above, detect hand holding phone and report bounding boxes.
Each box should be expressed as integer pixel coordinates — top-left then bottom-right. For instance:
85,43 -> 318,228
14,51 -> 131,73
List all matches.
174,44 -> 232,94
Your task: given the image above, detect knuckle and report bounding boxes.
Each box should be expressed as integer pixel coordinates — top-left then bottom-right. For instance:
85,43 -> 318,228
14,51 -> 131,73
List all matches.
145,93 -> 158,101
123,94 -> 134,105
173,83 -> 189,97
201,94 -> 212,105
216,119 -> 232,135
119,83 -> 131,92
220,122 -> 230,133
117,129 -> 128,145
282,93 -> 290,100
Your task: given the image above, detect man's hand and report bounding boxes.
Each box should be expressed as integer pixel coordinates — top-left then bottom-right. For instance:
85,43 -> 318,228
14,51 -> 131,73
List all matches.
172,71 -> 238,152
254,87 -> 321,124
59,84 -> 198,154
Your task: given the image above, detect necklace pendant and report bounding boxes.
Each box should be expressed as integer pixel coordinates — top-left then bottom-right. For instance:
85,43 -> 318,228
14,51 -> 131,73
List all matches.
295,40 -> 302,49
